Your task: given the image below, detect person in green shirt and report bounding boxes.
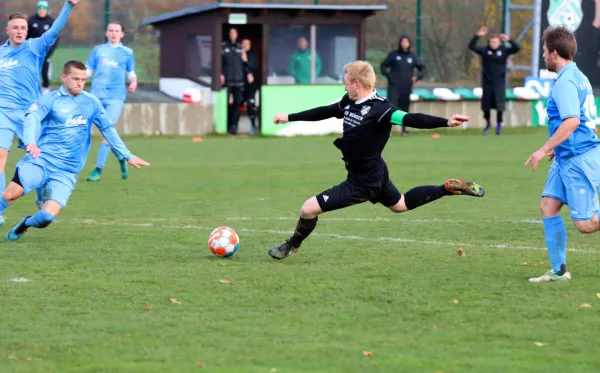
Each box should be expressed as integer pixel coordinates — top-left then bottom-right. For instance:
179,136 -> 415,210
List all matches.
289,36 -> 322,84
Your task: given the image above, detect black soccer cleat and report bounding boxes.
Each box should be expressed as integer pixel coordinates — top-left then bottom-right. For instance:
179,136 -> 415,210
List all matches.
268,240 -> 300,260
444,179 -> 485,197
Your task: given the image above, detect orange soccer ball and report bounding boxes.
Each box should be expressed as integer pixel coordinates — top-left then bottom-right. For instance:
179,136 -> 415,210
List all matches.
208,226 -> 240,257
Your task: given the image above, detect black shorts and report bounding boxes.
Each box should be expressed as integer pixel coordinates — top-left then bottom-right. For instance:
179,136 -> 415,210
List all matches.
315,176 -> 402,213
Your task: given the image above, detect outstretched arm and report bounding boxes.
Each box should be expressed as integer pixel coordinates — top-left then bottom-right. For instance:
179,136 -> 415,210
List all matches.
389,110 -> 469,129
274,101 -> 344,124
94,103 -> 150,168
41,0 -> 77,48
468,35 -> 485,55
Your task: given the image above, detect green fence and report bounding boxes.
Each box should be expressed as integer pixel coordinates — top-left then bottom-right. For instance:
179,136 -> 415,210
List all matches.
1,0 -> 535,85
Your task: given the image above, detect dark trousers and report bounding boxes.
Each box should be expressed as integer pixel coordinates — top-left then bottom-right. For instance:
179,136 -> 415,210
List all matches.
227,85 -> 244,134
243,83 -> 257,128
387,84 -> 411,134
41,59 -> 50,89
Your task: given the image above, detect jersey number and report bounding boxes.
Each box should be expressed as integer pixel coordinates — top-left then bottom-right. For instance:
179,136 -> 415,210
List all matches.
583,94 -> 597,128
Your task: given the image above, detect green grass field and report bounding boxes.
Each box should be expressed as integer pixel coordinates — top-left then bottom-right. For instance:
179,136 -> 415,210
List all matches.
1,129 -> 600,372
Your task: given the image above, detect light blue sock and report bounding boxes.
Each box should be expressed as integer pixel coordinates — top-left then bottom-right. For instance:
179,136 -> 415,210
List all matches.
0,172 -> 5,194
96,142 -> 111,170
25,210 -> 54,229
0,196 -> 9,216
110,146 -> 124,162
543,215 -> 567,272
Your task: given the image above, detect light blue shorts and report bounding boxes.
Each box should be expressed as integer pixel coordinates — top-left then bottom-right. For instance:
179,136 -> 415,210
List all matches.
0,108 -> 42,151
542,146 -> 600,221
16,157 -> 77,208
100,99 -> 125,125
0,108 -> 25,151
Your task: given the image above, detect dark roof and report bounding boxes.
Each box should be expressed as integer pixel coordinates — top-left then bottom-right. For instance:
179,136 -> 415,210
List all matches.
142,2 -> 387,26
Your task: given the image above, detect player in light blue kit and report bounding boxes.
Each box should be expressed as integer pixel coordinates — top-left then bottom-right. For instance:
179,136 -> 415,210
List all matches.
0,0 -> 79,227
0,61 -> 149,241
85,22 -> 137,182
525,26 -> 600,282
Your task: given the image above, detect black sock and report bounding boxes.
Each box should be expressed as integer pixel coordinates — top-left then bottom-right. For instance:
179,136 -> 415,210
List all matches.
404,185 -> 452,210
556,264 -> 568,276
14,219 -> 29,235
288,216 -> 318,247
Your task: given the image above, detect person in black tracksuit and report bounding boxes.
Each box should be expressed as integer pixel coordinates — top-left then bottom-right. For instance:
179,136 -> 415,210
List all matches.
27,1 -> 57,94
241,38 -> 258,134
221,28 -> 245,135
380,35 -> 425,136
468,26 -> 520,135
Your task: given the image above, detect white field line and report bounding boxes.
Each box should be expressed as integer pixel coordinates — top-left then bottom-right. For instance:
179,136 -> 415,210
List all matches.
145,216 -> 544,224
57,218 -> 597,254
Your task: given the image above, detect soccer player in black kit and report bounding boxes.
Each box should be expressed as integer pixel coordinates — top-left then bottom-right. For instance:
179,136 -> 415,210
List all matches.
268,61 -> 486,260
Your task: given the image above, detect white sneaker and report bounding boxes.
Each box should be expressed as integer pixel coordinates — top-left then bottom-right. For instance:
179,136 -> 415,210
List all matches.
529,269 -> 571,283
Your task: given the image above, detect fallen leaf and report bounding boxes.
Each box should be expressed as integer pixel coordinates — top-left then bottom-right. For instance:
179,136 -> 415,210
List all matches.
536,261 -> 544,265
270,369 -> 277,372
23,355 -> 31,361
338,261 -> 345,265
534,342 -> 546,347
596,292 -> 600,299
435,371 -> 445,373
170,298 -> 182,305
219,279 -> 230,284
142,296 -> 149,300
362,350 -> 373,357
520,262 -> 528,266
8,355 -> 17,360
144,306 -> 153,311
457,248 -> 465,256
452,299 -> 460,305
561,293 -> 568,298
195,362 -> 206,368
580,303 -> 592,308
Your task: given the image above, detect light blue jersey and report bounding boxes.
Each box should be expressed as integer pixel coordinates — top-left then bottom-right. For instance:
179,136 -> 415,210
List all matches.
22,86 -> 132,174
546,62 -> 600,159
542,62 -> 600,221
86,43 -> 135,101
0,1 -> 73,110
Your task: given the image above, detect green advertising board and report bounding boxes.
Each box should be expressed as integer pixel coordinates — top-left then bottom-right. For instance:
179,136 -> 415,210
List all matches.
532,98 -> 600,127
260,85 -> 346,136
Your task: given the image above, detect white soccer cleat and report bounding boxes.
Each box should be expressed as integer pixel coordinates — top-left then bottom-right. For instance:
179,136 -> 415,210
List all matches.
528,269 -> 571,283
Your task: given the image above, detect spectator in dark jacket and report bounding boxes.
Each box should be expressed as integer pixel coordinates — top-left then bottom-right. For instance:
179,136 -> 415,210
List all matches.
380,35 -> 425,136
468,26 -> 520,135
27,0 -> 57,95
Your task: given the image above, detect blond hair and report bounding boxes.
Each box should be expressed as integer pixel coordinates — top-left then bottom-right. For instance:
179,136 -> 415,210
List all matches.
343,60 -> 376,90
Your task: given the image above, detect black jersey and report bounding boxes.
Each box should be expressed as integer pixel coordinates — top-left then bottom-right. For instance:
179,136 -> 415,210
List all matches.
327,92 -> 396,173
288,91 -> 449,179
